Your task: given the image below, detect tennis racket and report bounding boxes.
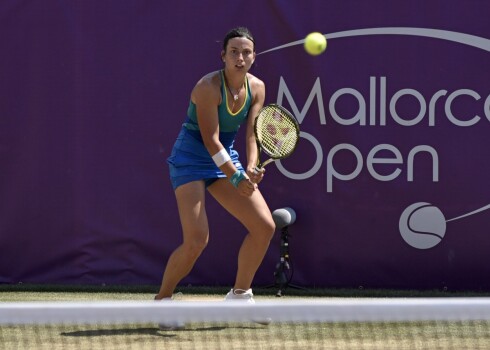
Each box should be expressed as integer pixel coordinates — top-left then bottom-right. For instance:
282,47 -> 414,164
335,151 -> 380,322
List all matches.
253,104 -> 300,173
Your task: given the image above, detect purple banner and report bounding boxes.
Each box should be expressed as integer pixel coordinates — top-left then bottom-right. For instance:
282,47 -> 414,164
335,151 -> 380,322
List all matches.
0,1 -> 489,290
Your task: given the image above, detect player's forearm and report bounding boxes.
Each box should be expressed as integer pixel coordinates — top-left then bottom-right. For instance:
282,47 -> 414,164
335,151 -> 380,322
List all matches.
244,129 -> 258,169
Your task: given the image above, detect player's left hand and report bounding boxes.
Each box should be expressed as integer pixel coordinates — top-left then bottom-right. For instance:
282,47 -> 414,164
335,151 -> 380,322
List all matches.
237,177 -> 257,197
246,167 -> 264,184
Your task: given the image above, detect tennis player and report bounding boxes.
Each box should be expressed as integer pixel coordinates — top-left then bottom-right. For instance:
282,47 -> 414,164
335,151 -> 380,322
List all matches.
156,27 -> 275,311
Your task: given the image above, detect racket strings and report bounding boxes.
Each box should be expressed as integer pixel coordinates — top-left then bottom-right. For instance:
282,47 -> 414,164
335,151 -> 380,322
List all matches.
256,108 -> 299,158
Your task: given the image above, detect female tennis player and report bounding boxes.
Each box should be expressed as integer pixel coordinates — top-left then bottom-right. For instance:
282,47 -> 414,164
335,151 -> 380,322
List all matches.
156,27 -> 275,309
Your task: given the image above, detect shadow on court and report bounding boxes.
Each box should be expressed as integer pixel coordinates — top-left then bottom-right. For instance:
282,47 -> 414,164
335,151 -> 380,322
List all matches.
60,324 -> 260,337
61,327 -> 174,338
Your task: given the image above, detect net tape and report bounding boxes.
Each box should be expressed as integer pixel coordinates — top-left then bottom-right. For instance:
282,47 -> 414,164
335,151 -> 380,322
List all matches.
3,298 -> 490,325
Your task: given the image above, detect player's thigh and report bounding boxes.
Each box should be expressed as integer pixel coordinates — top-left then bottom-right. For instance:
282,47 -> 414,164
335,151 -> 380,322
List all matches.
207,179 -> 274,234
174,180 -> 209,242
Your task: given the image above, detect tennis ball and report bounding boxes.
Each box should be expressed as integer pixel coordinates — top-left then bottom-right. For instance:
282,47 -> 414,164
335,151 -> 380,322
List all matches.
304,32 -> 327,56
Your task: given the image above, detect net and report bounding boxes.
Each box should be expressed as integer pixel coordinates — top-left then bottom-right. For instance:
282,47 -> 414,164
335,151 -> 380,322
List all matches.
2,298 -> 490,349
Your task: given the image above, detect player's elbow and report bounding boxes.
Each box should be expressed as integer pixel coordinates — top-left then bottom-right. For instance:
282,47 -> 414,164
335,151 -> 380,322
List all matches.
203,136 -> 222,156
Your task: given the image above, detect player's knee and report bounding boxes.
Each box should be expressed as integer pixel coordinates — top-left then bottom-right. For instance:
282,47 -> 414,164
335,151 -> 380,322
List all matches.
183,234 -> 208,259
266,219 -> 276,240
259,217 -> 276,242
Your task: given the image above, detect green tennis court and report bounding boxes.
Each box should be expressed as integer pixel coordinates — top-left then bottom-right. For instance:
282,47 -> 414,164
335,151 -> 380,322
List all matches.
3,285 -> 490,349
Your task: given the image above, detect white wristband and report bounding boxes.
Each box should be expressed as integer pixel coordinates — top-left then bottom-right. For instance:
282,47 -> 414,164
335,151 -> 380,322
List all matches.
212,148 -> 231,168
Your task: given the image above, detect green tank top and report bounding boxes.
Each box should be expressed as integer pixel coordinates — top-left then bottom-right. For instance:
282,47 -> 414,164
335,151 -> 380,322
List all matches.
184,70 -> 252,133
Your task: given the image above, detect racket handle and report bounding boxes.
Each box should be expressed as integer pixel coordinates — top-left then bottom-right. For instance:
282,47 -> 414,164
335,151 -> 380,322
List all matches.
254,158 -> 274,173
253,166 -> 264,174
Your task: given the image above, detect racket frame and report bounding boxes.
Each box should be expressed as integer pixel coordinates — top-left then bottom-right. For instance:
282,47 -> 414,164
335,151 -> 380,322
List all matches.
253,104 -> 300,171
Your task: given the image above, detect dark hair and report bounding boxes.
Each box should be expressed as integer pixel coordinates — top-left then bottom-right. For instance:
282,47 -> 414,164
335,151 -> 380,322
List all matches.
223,27 -> 255,51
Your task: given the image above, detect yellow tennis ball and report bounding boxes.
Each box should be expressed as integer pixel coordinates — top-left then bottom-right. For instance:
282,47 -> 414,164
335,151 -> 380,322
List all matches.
304,32 -> 327,56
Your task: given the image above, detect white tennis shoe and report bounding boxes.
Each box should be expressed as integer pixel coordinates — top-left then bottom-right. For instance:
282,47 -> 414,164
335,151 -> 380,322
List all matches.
224,288 -> 255,303
224,288 -> 272,325
154,294 -> 185,330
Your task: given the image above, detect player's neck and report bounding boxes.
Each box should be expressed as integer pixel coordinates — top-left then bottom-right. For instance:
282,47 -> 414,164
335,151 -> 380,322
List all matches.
223,70 -> 245,92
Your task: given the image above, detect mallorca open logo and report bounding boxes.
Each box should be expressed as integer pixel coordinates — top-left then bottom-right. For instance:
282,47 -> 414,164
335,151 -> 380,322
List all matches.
260,27 -> 490,249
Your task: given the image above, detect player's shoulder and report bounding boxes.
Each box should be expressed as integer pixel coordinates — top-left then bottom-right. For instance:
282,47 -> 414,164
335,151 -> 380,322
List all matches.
247,73 -> 265,98
247,73 -> 265,102
192,71 -> 221,102
247,72 -> 265,88
196,71 -> 221,88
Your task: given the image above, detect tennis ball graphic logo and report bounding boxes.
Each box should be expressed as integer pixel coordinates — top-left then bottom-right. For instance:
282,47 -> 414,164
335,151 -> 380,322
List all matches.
399,202 -> 447,249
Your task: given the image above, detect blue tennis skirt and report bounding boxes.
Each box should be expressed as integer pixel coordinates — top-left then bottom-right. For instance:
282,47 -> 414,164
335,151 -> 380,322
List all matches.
167,126 -> 245,190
